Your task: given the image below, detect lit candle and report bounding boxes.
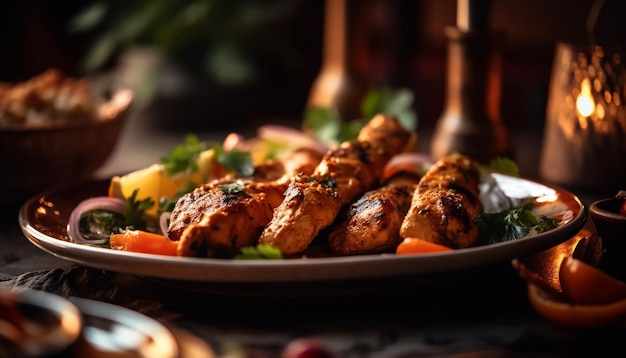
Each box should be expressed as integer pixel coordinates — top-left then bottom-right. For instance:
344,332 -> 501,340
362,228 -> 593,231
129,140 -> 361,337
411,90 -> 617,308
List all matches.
576,78 -> 595,117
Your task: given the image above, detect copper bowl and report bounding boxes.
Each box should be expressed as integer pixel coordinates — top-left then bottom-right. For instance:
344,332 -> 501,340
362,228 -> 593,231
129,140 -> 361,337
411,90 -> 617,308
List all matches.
590,196 -> 626,246
589,193 -> 626,281
0,89 -> 133,205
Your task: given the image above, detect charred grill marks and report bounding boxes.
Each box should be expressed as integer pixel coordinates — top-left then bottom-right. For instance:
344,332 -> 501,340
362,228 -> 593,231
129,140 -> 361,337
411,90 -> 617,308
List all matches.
258,115 -> 413,256
400,154 -> 483,249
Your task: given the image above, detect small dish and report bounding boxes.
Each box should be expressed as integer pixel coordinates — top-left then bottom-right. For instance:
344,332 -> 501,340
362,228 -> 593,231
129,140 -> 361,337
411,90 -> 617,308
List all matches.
589,191 -> 626,281
589,192 -> 626,247
0,288 -> 82,357
67,297 -> 179,358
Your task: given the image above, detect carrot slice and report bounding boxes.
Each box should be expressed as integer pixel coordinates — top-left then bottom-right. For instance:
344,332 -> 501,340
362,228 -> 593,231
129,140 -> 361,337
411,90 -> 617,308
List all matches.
396,237 -> 453,254
110,230 -> 178,256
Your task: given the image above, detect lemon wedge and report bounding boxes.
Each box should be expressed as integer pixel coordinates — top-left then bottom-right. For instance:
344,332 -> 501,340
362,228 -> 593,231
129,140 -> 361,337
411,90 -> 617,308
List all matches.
108,149 -> 216,214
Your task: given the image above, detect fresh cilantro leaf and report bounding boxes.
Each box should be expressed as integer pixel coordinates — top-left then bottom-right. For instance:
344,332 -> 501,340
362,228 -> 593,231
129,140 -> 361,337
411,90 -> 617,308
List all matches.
475,202 -> 557,245
79,210 -> 125,244
309,174 -> 337,196
303,106 -> 342,142
124,189 -> 155,231
303,87 -> 417,145
234,244 -> 283,260
536,215 -> 558,233
161,134 -> 208,176
219,182 -> 245,194
158,197 -> 179,214
213,145 -> 254,177
361,87 -> 417,131
302,106 -> 366,144
483,157 -> 520,177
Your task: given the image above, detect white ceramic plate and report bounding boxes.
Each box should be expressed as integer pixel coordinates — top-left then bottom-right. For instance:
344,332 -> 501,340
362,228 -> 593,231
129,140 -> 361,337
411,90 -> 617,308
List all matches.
19,175 -> 586,285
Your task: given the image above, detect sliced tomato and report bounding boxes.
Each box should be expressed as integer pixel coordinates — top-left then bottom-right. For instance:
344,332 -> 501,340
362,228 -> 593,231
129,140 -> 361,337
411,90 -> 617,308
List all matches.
559,257 -> 626,305
396,237 -> 453,254
110,230 -> 178,256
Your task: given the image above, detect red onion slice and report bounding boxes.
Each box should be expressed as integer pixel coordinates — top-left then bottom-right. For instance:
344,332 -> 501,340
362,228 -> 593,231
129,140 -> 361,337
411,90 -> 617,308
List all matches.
383,152 -> 433,180
159,211 -> 171,236
257,124 -> 329,153
67,197 -> 126,245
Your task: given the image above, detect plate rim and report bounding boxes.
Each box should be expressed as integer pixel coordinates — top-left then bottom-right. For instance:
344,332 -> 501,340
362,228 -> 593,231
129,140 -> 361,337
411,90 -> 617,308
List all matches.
19,176 -> 587,283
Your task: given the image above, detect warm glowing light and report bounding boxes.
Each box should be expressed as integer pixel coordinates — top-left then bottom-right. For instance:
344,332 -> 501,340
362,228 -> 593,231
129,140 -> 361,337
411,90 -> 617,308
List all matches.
536,193 -> 559,203
575,78 -> 595,117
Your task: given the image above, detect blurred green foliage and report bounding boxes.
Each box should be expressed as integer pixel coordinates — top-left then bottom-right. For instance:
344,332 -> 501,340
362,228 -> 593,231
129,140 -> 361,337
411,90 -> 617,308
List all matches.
303,87 -> 417,145
69,0 -> 305,87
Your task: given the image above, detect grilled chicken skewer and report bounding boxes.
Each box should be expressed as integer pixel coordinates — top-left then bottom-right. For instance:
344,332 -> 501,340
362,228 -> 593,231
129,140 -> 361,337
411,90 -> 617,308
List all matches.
328,171 -> 421,255
168,147 -> 324,258
258,114 -> 415,256
400,153 -> 483,249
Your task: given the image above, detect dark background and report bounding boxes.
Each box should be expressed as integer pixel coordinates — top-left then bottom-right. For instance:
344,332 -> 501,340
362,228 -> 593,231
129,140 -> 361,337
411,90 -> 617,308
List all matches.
1,0 -> 624,147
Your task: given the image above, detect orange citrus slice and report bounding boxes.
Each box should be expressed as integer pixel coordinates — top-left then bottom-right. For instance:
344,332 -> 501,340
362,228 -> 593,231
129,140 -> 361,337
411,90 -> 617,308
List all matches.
559,257 -> 626,305
527,283 -> 626,329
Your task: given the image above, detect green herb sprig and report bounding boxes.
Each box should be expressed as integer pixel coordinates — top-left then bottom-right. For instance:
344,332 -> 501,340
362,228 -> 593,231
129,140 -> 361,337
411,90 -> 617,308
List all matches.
475,202 -> 558,245
124,189 -> 155,231
219,182 -> 245,194
161,134 -> 208,176
157,134 -> 254,213
234,244 -> 283,260
303,87 -> 417,145
213,145 -> 254,177
482,157 -> 520,177
79,210 -> 125,245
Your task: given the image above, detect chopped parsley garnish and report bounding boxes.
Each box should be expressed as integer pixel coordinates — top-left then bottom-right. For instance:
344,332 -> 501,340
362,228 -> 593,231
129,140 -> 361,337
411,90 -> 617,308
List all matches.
124,189 -> 155,231
309,174 -> 338,196
158,197 -> 178,214
475,202 -> 558,245
161,134 -> 207,176
234,244 -> 283,260
155,135 -> 254,213
214,145 -> 254,177
160,134 -> 252,179
76,192 -> 154,246
79,210 -> 125,243
219,182 -> 245,194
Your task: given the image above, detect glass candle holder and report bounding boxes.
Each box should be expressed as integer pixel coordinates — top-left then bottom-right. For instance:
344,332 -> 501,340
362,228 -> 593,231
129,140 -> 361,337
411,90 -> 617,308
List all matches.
539,42 -> 626,192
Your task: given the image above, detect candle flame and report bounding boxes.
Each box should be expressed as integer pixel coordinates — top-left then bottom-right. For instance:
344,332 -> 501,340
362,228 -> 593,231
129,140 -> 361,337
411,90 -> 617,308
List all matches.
575,78 -> 595,117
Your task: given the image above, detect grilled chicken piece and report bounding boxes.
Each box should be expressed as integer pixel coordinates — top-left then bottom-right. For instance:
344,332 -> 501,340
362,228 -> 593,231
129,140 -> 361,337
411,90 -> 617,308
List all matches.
328,171 -> 421,255
168,147 -> 324,258
400,153 -> 483,249
258,114 -> 415,256
173,187 -> 274,258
